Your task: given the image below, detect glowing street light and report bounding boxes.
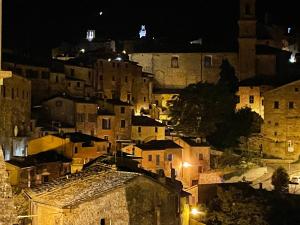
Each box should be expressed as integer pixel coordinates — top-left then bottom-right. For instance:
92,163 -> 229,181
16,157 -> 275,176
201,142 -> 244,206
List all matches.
183,162 -> 192,168
191,208 -> 200,215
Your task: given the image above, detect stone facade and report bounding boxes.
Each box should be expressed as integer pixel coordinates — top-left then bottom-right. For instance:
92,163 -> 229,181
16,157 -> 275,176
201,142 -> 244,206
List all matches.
0,147 -> 17,225
0,74 -> 31,160
236,85 -> 272,118
262,80 -> 300,159
26,170 -> 180,225
129,52 -> 239,88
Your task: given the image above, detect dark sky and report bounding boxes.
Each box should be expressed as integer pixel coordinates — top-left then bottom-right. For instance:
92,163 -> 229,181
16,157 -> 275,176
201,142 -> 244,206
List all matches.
2,0 -> 298,57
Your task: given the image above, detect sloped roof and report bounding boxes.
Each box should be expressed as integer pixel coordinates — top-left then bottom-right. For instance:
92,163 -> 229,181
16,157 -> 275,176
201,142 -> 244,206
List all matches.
132,116 -> 165,127
6,150 -> 71,168
27,169 -> 140,207
136,140 -> 182,150
60,132 -> 107,143
180,137 -> 210,147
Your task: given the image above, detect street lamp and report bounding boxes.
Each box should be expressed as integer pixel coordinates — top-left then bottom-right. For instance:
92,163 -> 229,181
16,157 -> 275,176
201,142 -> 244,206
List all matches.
183,162 -> 192,168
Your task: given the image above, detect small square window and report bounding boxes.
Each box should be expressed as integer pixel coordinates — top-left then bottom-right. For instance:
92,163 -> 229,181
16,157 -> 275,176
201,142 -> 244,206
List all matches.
295,88 -> 299,92
249,95 -> 254,104
275,122 -> 279,126
289,101 -> 294,109
121,107 -> 125,114
171,56 -> 179,68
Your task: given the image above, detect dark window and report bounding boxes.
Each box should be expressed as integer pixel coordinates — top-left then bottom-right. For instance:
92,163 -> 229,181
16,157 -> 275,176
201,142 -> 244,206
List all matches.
275,122 -> 279,126
198,166 -> 203,173
125,64 -> 128,68
74,147 -> 78,154
148,155 -> 152,161
100,75 -> 103,81
112,76 -> 115,81
43,175 -> 49,183
120,107 -> 125,114
171,56 -> 179,68
125,76 -> 128,82
102,119 -> 111,129
144,97 -> 146,102
167,154 -> 173,161
16,88 -> 19,98
262,100 -> 264,106
88,71 -> 91,80
77,82 -> 81,87
56,100 -> 62,107
138,127 -> 141,133
156,155 -> 160,165
88,113 -> 97,122
274,101 -> 279,109
192,180 -> 199,186
289,101 -> 294,109
274,132 -> 277,136
55,76 -> 59,83
70,69 -> 75,76
104,136 -> 109,140
112,63 -> 115,68
143,79 -> 146,83
199,153 -> 203,160
204,56 -> 212,67
127,94 -> 131,101
249,95 -> 254,104
100,218 -> 105,225
245,3 -> 251,15
295,88 -> 299,92
121,120 -> 126,128
155,127 -> 158,133
11,88 -> 14,99
41,71 -> 49,79
68,82 -> 71,87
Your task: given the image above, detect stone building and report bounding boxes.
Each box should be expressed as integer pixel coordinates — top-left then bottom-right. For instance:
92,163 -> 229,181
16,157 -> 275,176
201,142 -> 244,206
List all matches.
262,80 -> 300,159
25,167 -> 181,225
122,140 -> 183,181
131,115 -> 165,144
236,84 -> 273,118
128,0 -> 290,90
0,74 -> 31,160
5,150 -> 71,188
98,99 -> 133,150
42,95 -> 98,135
0,146 -> 17,225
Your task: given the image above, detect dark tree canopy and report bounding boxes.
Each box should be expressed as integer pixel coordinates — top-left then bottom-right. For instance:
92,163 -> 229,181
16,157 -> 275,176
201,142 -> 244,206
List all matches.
169,82 -> 236,138
271,167 -> 289,193
218,59 -> 239,94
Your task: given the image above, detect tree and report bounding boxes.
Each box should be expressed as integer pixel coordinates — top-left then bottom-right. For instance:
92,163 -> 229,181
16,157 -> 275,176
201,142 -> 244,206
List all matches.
169,82 -> 235,138
206,186 -> 269,225
218,59 -> 239,94
271,167 -> 289,193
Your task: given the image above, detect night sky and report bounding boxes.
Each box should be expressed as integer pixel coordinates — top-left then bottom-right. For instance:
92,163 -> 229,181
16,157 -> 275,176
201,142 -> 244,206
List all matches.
2,0 -> 298,57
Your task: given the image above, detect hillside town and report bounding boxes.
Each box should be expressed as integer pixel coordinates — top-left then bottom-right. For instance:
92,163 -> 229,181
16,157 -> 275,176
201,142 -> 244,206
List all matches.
2,0 -> 300,224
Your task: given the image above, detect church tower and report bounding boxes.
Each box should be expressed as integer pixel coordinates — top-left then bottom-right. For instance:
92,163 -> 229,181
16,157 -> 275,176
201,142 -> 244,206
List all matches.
238,0 -> 256,80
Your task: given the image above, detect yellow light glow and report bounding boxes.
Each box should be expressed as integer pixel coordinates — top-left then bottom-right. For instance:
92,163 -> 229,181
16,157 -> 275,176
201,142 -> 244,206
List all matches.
191,208 -> 200,215
183,162 -> 192,168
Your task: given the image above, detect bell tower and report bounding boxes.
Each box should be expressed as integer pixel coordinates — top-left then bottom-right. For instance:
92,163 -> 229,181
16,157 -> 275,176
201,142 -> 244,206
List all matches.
238,0 -> 256,80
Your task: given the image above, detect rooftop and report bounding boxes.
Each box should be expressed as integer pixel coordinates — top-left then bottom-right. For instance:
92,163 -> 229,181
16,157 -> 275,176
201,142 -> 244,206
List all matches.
27,168 -> 140,208
6,150 -> 71,168
97,109 -> 115,116
136,140 -> 182,150
105,99 -> 132,106
132,116 -> 165,127
59,132 -> 107,143
180,137 -> 210,147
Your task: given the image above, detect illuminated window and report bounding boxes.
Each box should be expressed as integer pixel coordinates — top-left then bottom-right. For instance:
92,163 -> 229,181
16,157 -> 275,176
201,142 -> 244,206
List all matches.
249,95 -> 254,104
204,56 -> 213,67
274,101 -> 279,109
86,30 -> 95,42
289,101 -> 294,109
171,56 -> 179,68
